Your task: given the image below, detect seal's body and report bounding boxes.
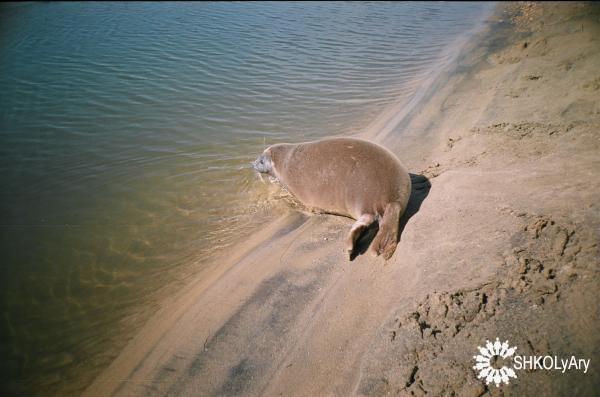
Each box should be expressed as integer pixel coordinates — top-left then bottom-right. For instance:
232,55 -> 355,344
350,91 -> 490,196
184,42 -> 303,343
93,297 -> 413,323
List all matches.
253,137 -> 411,260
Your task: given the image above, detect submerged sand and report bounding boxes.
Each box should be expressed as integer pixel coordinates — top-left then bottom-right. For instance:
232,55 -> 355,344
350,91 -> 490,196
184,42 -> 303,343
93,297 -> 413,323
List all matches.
85,2 -> 599,396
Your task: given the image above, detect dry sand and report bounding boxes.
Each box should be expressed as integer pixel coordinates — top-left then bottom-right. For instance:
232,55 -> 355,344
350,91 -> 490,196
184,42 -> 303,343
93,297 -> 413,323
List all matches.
85,2 -> 599,396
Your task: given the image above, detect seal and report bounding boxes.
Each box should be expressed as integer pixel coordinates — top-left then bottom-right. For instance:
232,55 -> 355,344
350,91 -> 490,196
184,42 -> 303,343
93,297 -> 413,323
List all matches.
253,137 -> 411,259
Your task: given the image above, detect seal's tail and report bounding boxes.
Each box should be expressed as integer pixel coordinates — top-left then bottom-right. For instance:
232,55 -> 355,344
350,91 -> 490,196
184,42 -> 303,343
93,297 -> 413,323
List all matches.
370,202 -> 402,260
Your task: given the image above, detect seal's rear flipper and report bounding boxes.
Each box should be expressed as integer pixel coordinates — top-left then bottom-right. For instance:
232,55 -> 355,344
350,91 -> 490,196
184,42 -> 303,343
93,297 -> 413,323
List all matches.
346,213 -> 376,260
369,202 -> 402,260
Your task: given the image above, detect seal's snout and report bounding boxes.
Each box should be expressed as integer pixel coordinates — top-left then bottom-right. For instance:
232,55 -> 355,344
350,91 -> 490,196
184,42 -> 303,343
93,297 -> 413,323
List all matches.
253,152 -> 272,174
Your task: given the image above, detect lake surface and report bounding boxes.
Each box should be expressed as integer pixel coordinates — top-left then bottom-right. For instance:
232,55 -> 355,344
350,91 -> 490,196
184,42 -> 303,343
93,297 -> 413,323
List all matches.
0,2 -> 493,395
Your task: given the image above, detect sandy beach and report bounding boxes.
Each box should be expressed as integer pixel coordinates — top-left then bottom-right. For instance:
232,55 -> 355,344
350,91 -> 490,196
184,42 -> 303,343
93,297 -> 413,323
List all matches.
84,3 -> 599,396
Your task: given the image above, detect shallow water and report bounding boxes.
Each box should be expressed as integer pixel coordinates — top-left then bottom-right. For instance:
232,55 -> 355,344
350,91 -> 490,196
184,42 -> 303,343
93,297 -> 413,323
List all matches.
0,2 -> 492,395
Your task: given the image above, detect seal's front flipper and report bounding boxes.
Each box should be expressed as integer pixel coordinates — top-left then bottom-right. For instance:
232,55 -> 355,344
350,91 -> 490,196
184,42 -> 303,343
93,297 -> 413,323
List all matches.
346,214 -> 375,260
369,202 -> 402,260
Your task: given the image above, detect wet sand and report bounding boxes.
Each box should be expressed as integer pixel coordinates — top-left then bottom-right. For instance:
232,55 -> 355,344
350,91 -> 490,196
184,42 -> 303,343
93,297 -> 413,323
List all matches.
85,3 -> 600,396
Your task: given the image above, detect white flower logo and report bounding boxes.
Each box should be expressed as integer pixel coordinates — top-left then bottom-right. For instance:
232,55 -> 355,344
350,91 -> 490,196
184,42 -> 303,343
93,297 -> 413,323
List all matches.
473,337 -> 518,387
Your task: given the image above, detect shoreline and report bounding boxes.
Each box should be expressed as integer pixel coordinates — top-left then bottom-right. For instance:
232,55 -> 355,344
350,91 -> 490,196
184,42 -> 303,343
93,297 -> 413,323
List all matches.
85,2 -> 600,396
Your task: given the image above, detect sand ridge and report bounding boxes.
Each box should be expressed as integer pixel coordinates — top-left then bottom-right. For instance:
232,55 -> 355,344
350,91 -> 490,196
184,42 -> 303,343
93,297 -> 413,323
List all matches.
85,3 -> 600,396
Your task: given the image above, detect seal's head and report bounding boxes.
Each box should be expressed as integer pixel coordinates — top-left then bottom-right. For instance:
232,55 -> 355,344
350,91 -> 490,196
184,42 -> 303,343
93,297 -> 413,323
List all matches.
252,148 -> 274,175
253,144 -> 292,176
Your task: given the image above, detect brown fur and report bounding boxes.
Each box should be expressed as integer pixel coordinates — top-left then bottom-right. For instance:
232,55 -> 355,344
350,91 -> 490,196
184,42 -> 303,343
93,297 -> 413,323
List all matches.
258,137 -> 411,259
